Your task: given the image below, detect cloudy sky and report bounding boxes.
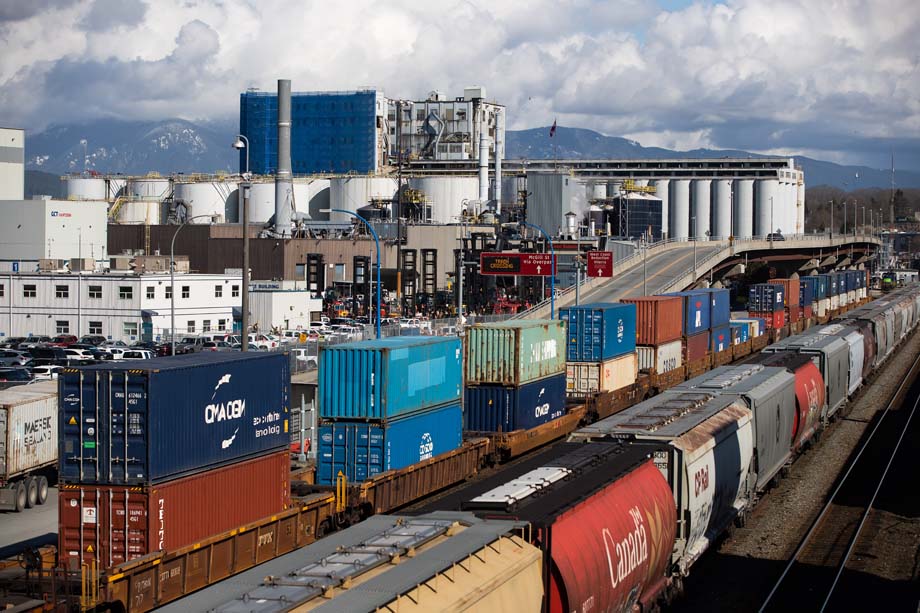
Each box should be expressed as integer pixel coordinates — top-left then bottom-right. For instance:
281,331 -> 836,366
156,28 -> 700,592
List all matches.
1,0 -> 917,169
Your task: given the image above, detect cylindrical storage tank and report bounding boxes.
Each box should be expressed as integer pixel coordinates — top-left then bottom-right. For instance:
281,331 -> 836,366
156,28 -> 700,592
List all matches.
292,181 -> 310,216
796,176 -> 805,234
633,179 -> 649,187
308,179 -> 330,221
733,179 -> 754,238
409,176 -> 480,224
755,179 -> 780,237
712,179 -> 732,238
173,180 -> 238,224
690,179 -> 711,239
64,177 -> 106,200
117,201 -> 161,224
669,179 -> 690,239
247,181 -> 277,223
653,179 -> 670,239
126,177 -> 171,201
106,177 -> 127,201
587,181 -> 607,200
329,177 -> 398,224
607,180 -> 622,197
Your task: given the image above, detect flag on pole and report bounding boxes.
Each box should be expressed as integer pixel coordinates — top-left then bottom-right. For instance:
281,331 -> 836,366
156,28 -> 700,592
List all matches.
549,119 -> 557,138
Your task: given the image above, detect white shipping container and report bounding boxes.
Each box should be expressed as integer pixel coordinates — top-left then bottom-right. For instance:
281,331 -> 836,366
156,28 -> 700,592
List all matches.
818,298 -> 830,318
566,354 -> 638,397
729,318 -> 762,338
636,340 -> 683,373
830,295 -> 840,310
0,382 -> 58,480
847,290 -> 856,305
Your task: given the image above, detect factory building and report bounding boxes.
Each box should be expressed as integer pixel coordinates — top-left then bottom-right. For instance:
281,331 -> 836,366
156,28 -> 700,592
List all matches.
0,127 -> 24,200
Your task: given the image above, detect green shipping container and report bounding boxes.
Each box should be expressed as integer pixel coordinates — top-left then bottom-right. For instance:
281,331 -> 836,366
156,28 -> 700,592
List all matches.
465,320 -> 567,385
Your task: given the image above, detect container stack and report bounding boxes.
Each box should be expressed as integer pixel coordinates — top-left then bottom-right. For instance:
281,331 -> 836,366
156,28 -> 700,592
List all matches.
465,320 -> 568,429
58,352 -> 293,571
699,288 -> 732,353
800,277 -> 816,320
771,278 -> 801,324
730,316 -> 766,341
828,273 -> 841,311
749,283 -> 786,329
317,336 -> 463,484
559,304 -> 637,396
663,290 -> 713,364
621,296 -> 683,375
845,271 -> 858,305
805,274 -> 830,317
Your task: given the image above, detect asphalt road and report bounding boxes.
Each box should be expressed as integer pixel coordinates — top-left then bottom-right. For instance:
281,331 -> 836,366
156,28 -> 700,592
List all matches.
0,488 -> 58,558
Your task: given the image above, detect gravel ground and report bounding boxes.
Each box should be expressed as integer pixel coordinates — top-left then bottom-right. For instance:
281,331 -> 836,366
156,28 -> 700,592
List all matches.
675,329 -> 920,611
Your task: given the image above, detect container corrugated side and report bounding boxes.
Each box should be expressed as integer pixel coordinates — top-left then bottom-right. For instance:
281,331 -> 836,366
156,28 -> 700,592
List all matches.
317,402 -> 462,485
465,320 -> 566,385
699,288 -> 731,328
464,373 -> 566,432
559,303 -> 636,361
684,331 -> 710,362
59,352 -> 290,486
619,296 -> 683,345
566,354 -> 638,397
664,291 -> 711,335
58,449 -> 291,570
730,321 -> 750,344
636,340 -> 683,373
319,336 -> 462,420
0,382 -> 57,479
711,324 -> 731,353
748,284 -> 784,312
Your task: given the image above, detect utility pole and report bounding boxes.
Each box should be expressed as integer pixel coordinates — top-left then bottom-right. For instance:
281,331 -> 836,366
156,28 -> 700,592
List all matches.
395,100 -> 403,315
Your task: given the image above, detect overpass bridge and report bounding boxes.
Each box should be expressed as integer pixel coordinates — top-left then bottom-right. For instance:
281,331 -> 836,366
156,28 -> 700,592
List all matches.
515,234 -> 881,319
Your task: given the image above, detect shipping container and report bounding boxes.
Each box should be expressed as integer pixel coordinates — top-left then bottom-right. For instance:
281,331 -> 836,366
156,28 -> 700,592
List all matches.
749,284 -> 784,312
732,317 -> 766,337
58,449 -> 291,570
807,275 -> 828,299
0,382 -> 57,511
59,352 -> 290,486
750,310 -> 785,330
788,304 -> 801,323
817,297 -> 830,318
750,352 -> 824,453
317,402 -> 462,485
711,324 -> 731,353
663,290 -> 711,335
764,334 -> 849,421
565,354 -> 638,397
769,279 -> 800,308
465,320 -> 566,385
636,340 -> 683,373
559,303 -> 636,361
319,336 -> 462,420
698,288 -> 731,327
800,282 -> 815,310
684,330 -> 710,362
730,321 -> 749,344
572,393 -> 754,574
465,373 -> 566,432
619,295 -> 683,345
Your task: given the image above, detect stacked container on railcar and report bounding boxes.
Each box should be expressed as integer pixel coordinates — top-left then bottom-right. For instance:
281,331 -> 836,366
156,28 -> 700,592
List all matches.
560,304 -> 637,397
749,283 -> 786,330
662,290 -> 716,364
621,295 -> 684,375
770,278 -> 801,324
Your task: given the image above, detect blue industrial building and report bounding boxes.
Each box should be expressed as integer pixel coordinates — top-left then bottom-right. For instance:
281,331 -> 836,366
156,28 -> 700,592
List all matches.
239,89 -> 385,175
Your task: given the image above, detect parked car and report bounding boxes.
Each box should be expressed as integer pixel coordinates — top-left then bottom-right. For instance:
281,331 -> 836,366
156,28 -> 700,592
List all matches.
18,336 -> 52,350
78,335 -> 107,346
0,337 -> 28,349
102,347 -> 127,360
121,349 -> 154,360
0,367 -> 32,389
101,340 -> 128,348
0,350 -> 32,367
70,343 -> 112,361
31,365 -> 63,381
28,346 -> 69,366
201,341 -> 233,352
63,348 -> 95,360
766,232 -> 786,241
175,337 -> 208,354
50,335 -> 78,347
280,330 -> 304,344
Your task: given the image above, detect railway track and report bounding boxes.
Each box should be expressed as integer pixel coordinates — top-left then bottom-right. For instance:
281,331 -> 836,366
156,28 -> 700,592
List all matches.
759,347 -> 920,612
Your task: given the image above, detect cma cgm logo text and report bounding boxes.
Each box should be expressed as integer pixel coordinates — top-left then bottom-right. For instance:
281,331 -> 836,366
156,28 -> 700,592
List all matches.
50,210 -> 72,218
419,433 -> 434,461
205,374 -> 245,424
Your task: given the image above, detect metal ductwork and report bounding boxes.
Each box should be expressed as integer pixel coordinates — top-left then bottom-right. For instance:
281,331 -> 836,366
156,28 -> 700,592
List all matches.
274,78 -> 295,237
478,113 -> 489,203
494,108 -> 503,215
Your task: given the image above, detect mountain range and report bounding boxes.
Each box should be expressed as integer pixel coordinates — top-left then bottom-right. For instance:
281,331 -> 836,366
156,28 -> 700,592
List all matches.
21,120 -> 919,194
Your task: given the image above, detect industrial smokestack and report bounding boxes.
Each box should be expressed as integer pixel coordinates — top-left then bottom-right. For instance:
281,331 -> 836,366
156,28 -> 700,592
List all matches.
478,115 -> 489,204
274,79 -> 294,238
494,108 -> 503,215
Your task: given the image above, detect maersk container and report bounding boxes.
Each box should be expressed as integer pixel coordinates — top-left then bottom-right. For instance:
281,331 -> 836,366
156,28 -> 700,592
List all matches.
565,354 -> 637,397
636,340 -> 683,373
698,288 -> 731,327
316,402 -> 462,485
711,324 -> 731,353
465,320 -> 566,386
319,336 -> 462,420
619,295 -> 683,345
749,284 -> 783,312
559,303 -> 636,361
663,291 -> 711,335
730,321 -> 749,344
465,373 -> 566,432
1,381 -> 58,511
59,352 -> 290,486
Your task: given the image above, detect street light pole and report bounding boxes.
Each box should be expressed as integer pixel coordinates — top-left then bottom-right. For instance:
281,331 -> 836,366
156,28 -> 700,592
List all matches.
692,216 -> 697,273
520,221 -> 556,319
324,208 -> 381,339
171,214 -> 216,356
232,135 -> 251,351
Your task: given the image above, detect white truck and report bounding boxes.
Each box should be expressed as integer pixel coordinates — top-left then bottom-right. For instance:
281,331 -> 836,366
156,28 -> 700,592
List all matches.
0,381 -> 57,512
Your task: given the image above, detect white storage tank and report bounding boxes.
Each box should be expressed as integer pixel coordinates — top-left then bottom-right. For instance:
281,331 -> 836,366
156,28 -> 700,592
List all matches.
691,179 -> 711,239
733,179 -> 754,238
653,179 -> 670,239
669,179 -> 690,239
117,201 -> 161,224
106,177 -> 127,201
586,181 -> 607,201
712,179 -> 733,239
796,174 -> 805,234
409,176 -> 480,223
248,181 -> 277,224
127,177 -> 171,201
173,180 -> 238,224
64,176 -> 106,200
607,180 -> 622,197
755,179 -> 780,236
308,179 -> 330,221
329,177 -> 398,224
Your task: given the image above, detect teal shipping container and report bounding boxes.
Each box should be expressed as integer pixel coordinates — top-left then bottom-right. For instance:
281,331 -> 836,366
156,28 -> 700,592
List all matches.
319,336 -> 462,420
466,320 -> 567,386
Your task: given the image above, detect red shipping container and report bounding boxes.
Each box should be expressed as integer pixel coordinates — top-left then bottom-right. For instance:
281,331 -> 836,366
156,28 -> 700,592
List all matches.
619,296 -> 683,345
684,331 -> 710,363
770,279 -> 801,307
804,305 -> 813,319
787,304 -> 801,323
750,310 -> 785,329
59,450 -> 290,570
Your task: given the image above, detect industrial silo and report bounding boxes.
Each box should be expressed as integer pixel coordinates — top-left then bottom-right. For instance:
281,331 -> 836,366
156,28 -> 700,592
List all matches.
248,180 -> 277,223
64,176 -> 106,200
308,179 -> 331,221
127,176 -> 171,201
691,179 -> 711,239
607,180 -> 622,198
329,177 -> 398,224
755,179 -> 780,236
796,174 -> 805,234
733,179 -> 754,238
653,179 -> 670,239
669,179 -> 690,239
586,181 -> 607,201
712,179 -> 732,239
409,176 -> 480,223
173,179 -> 238,223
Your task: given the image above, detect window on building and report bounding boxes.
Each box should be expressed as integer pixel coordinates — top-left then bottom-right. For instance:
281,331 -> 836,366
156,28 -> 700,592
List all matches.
56,320 -> 69,334
89,321 -> 102,335
23,284 -> 36,298
182,286 -> 190,299
165,286 -> 172,299
187,320 -> 195,333
0,283 -> 4,297
123,322 -> 138,338
232,285 -> 240,298
203,320 -> 211,332
56,285 -> 69,299
218,319 -> 226,331
89,285 -> 102,299
215,285 -> 223,298
146,287 -> 155,299
119,286 -> 133,300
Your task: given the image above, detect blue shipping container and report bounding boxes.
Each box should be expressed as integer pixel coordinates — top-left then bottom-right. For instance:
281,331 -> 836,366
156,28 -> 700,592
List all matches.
800,282 -> 814,307
464,373 -> 567,433
711,324 -> 732,353
730,321 -> 750,344
829,273 -> 839,296
319,336 -> 462,420
806,275 -> 828,299
559,303 -> 636,361
316,402 -> 462,485
59,352 -> 290,485
748,284 -> 784,312
697,288 -> 731,327
664,291 -> 711,335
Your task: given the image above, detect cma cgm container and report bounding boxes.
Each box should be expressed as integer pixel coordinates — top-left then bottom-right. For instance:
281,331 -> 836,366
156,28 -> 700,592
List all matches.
749,284 -> 784,312
0,381 -> 57,512
684,330 -> 710,363
465,373 -> 565,432
559,303 -> 636,361
59,352 -> 290,486
636,340 -> 683,373
457,442 -> 677,613
319,336 -> 461,420
466,320 -> 566,385
620,295 -> 683,345
566,354 -> 638,397
663,291 -> 711,335
58,449 -> 291,570
317,402 -> 462,485
698,288 -> 731,327
711,324 -> 731,353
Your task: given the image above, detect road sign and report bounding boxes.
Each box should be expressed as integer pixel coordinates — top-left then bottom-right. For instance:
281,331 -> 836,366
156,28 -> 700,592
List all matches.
480,252 -> 556,276
586,251 -> 613,277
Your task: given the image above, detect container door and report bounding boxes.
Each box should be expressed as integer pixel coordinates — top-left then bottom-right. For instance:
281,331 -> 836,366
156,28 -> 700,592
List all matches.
59,486 -> 105,569
0,409 -> 7,478
60,371 -> 104,483
108,371 -> 149,485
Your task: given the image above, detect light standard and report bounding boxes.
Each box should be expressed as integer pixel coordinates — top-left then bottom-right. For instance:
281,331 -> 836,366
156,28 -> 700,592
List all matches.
232,135 -> 251,351
692,216 -> 697,273
828,200 -> 834,238
171,215 -> 218,356
520,221 -> 556,319
323,208 -> 381,339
